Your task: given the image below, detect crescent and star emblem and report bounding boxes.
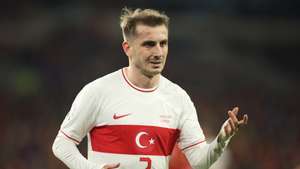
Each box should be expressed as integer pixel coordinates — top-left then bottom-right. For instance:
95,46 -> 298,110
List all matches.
135,131 -> 155,148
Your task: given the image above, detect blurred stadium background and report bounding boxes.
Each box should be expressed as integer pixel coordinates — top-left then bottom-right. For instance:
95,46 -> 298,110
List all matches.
0,1 -> 299,169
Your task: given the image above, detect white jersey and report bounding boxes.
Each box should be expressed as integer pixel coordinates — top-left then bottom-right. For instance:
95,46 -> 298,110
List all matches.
59,68 -> 206,169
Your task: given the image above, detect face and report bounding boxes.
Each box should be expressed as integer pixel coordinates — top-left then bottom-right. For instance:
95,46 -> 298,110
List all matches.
123,24 -> 168,77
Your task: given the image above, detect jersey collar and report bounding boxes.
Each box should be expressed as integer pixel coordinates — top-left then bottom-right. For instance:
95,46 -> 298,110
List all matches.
121,68 -> 159,92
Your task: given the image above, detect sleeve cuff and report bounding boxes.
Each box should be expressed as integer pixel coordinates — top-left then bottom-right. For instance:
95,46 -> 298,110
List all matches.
212,136 -> 231,154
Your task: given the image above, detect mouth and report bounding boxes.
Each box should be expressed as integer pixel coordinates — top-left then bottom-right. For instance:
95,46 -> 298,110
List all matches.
149,61 -> 162,69
149,61 -> 162,65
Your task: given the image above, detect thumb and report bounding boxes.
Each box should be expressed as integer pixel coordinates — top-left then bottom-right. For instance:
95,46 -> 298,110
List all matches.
217,120 -> 233,143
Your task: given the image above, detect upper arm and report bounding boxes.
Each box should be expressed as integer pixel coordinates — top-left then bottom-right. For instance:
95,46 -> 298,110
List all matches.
177,91 -> 206,151
59,84 -> 100,144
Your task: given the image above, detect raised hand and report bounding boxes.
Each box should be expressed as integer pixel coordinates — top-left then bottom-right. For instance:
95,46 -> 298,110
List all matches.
102,163 -> 120,169
218,107 -> 248,143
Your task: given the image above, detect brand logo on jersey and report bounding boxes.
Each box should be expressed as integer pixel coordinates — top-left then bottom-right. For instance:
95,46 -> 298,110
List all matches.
113,113 -> 131,120
135,131 -> 155,149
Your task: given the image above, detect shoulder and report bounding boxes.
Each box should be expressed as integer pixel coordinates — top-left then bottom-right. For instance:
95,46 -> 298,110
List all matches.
160,75 -> 190,98
159,76 -> 195,119
86,69 -> 122,90
77,69 -> 122,98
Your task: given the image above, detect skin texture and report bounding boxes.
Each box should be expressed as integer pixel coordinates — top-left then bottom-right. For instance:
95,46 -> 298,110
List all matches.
122,24 -> 168,89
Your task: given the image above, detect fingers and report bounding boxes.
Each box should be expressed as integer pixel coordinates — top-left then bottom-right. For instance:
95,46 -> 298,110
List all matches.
103,163 -> 120,169
226,107 -> 248,135
219,107 -> 248,142
228,109 -> 239,130
231,107 -> 239,116
238,114 -> 248,125
228,118 -> 236,131
229,107 -> 248,126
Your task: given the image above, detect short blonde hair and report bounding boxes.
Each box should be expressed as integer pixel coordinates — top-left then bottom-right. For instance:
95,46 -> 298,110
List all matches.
120,7 -> 169,41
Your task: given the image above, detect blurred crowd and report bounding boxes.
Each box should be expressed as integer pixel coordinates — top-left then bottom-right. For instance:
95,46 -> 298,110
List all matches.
0,1 -> 299,169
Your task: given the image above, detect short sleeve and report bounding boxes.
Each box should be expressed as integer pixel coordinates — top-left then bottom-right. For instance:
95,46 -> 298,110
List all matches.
177,91 -> 206,150
59,84 -> 99,144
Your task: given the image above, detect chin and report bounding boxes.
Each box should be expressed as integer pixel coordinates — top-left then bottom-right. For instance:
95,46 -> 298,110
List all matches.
143,68 -> 162,77
150,68 -> 163,75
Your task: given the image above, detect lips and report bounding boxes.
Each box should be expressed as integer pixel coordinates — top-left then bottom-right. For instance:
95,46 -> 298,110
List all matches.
150,61 -> 162,64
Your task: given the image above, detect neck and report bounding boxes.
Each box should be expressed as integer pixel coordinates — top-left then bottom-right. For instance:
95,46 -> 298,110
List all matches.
124,66 -> 160,89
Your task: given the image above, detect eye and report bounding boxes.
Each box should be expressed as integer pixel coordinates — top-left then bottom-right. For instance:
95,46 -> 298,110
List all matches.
160,40 -> 168,47
142,41 -> 156,48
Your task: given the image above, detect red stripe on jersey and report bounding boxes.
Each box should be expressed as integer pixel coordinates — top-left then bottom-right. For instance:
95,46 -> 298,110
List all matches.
90,125 -> 180,156
181,139 -> 206,151
60,130 -> 80,144
122,68 -> 158,92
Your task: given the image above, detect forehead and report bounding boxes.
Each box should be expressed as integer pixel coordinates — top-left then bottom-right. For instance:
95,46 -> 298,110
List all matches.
134,24 -> 168,42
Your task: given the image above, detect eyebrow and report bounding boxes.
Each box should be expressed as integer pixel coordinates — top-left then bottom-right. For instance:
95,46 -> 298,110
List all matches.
141,39 -> 168,45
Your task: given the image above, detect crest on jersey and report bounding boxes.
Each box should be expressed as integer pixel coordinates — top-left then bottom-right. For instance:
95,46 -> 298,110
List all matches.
135,131 -> 156,149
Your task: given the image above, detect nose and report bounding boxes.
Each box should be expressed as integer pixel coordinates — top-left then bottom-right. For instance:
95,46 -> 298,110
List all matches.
153,44 -> 163,57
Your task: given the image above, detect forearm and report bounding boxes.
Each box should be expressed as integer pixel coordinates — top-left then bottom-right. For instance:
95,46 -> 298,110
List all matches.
52,135 -> 105,169
183,137 -> 230,169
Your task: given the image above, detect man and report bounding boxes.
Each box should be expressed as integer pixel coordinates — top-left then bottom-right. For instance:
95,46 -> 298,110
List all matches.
52,7 -> 248,169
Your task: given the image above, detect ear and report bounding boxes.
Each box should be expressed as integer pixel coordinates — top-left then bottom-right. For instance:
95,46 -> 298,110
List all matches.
122,41 -> 131,56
